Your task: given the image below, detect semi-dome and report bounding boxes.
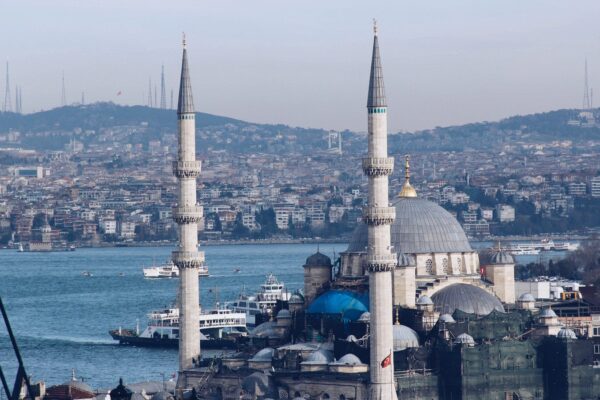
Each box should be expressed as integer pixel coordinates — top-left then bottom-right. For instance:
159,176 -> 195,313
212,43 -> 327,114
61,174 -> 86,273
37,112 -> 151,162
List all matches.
491,250 -> 514,264
307,290 -> 369,321
431,283 -> 504,315
393,324 -> 419,351
557,327 -> 577,340
304,251 -> 332,267
518,293 -> 535,302
454,333 -> 475,345
346,198 -> 473,254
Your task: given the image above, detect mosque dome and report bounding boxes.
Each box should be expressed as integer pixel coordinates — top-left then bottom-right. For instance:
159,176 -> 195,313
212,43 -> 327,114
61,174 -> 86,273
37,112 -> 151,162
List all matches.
491,251 -> 514,264
276,309 -> 291,319
334,354 -> 363,365
431,283 -> 504,315
392,324 -> 419,351
304,349 -> 334,364
454,333 -> 475,345
518,293 -> 535,302
250,321 -> 278,338
557,327 -> 577,340
304,251 -> 332,267
439,314 -> 456,324
307,290 -> 369,321
416,295 -> 433,306
289,292 -> 305,304
346,198 -> 472,254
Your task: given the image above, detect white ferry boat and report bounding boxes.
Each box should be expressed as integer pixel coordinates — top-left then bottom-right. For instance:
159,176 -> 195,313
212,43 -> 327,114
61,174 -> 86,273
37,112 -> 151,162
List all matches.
225,273 -> 292,326
109,306 -> 247,349
142,259 -> 208,278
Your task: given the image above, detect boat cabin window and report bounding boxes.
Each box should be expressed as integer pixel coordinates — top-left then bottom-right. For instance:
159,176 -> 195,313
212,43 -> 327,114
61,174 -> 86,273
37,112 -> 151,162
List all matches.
239,301 -> 247,307
249,302 -> 258,309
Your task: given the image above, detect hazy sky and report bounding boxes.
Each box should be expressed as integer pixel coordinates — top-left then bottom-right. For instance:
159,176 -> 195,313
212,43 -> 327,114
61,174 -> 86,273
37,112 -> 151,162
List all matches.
2,1 -> 600,132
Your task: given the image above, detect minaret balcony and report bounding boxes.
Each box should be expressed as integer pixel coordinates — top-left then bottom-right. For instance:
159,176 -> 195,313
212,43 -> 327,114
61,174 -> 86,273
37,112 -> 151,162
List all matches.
363,206 -> 395,225
366,254 -> 397,272
172,161 -> 202,178
172,205 -> 203,224
362,157 -> 394,176
172,250 -> 205,269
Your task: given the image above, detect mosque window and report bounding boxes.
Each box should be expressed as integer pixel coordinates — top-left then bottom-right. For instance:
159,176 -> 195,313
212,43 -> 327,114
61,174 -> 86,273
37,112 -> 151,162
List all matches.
425,259 -> 433,274
457,258 -> 463,272
595,344 -> 600,355
322,395 -> 330,399
442,258 -> 448,274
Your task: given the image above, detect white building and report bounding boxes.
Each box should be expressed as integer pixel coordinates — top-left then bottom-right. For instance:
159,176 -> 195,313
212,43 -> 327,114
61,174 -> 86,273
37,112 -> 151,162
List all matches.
496,204 -> 515,222
591,176 -> 600,198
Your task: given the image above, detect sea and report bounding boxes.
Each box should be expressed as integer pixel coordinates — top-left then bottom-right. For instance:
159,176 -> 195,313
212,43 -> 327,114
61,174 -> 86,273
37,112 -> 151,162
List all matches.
0,242 -> 564,390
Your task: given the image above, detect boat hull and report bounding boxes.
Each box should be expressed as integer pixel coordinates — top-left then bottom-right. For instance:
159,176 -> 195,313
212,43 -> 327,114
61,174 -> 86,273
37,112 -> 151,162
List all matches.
109,330 -> 238,349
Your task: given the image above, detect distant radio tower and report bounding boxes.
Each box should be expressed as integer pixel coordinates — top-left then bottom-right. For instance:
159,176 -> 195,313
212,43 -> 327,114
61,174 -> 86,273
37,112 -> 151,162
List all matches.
3,62 -> 12,112
583,59 -> 591,110
14,86 -> 22,113
170,89 -> 174,110
61,72 -> 67,106
154,84 -> 158,108
160,65 -> 167,109
147,78 -> 153,107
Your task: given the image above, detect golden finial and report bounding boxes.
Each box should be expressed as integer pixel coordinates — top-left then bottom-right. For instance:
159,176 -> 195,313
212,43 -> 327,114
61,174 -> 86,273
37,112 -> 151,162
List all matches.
182,32 -> 187,49
373,19 -> 378,36
399,154 -> 418,198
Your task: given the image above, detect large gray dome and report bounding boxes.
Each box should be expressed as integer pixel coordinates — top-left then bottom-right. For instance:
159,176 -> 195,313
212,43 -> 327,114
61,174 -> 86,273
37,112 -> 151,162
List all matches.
346,198 -> 472,254
431,283 -> 504,316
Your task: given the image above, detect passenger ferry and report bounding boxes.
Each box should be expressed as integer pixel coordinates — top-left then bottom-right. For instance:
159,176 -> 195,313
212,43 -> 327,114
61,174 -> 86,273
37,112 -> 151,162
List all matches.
142,259 -> 208,278
109,306 -> 247,349
504,239 -> 579,255
225,273 -> 292,326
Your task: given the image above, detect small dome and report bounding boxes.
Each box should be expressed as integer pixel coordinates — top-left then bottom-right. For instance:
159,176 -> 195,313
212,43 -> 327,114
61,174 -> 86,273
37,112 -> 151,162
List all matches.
431,283 -> 504,316
416,295 -> 433,305
250,347 -> 274,361
439,314 -> 456,323
491,250 -> 514,265
334,354 -> 363,365
277,309 -> 291,319
518,293 -> 535,302
241,372 -> 272,396
250,321 -> 278,337
307,290 -> 369,321
393,324 -> 419,351
358,311 -> 371,323
346,334 -> 358,342
539,308 -> 557,318
304,349 -> 334,364
289,292 -> 304,304
454,333 -> 475,345
304,251 -> 332,267
557,327 -> 577,340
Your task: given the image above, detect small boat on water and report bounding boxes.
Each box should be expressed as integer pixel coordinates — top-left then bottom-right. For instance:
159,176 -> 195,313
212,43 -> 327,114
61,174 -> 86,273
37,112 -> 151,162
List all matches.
225,273 -> 292,326
143,259 -> 209,278
17,244 -> 23,252
109,306 -> 248,349
81,271 -> 93,277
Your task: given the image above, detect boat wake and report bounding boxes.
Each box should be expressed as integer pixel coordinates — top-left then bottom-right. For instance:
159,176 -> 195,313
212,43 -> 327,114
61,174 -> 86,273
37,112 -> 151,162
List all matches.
0,333 -> 115,346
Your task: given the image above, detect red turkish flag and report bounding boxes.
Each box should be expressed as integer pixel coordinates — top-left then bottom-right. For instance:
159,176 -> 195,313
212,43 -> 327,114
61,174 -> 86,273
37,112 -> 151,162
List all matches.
381,352 -> 392,368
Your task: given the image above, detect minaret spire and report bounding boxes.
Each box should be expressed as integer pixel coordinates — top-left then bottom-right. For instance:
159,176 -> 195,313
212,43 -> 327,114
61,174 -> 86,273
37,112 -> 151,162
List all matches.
172,36 -> 204,393
362,23 -> 398,400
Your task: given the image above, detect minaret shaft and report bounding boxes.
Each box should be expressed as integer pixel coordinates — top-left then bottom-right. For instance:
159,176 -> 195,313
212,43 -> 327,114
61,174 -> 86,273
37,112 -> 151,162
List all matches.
173,43 -> 204,385
364,29 -> 397,400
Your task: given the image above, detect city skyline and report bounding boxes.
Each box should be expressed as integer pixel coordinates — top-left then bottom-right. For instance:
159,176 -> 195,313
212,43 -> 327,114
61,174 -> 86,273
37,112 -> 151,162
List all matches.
1,0 -> 600,132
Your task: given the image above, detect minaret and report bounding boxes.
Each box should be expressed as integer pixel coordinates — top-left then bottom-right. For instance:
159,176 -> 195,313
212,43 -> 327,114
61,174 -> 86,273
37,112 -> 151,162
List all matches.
362,22 -> 397,400
172,34 -> 204,386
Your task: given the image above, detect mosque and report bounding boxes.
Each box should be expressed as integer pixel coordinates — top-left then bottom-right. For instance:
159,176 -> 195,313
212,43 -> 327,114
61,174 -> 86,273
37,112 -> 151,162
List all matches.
171,24 -> 600,400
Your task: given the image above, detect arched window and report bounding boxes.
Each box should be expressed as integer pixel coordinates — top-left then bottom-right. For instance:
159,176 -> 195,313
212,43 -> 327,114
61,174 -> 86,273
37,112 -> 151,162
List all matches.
322,394 -> 330,400
457,258 -> 463,273
442,258 -> 448,274
425,259 -> 433,274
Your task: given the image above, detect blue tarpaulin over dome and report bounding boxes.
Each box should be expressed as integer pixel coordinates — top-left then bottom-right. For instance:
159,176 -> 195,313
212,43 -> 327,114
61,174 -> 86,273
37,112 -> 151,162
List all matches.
307,290 -> 369,322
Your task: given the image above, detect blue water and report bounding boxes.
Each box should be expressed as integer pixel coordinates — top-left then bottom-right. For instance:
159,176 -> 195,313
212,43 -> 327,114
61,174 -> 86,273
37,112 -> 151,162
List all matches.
0,243 -> 346,389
